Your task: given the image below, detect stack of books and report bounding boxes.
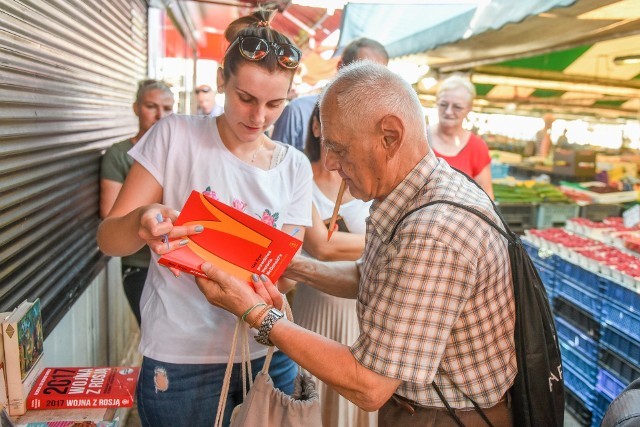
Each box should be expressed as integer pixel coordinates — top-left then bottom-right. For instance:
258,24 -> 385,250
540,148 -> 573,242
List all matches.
1,300 -> 139,427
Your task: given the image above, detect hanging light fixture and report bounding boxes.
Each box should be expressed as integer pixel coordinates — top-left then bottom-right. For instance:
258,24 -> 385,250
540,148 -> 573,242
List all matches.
613,55 -> 640,65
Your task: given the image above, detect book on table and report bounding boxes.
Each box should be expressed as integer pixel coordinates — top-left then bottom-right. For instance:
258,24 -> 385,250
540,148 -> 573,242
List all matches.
2,300 -> 45,416
27,366 -> 140,410
158,190 -> 302,284
0,311 -> 14,411
11,405 -> 120,427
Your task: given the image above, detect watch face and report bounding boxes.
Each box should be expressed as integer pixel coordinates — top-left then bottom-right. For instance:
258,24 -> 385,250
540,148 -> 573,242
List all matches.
270,308 -> 284,318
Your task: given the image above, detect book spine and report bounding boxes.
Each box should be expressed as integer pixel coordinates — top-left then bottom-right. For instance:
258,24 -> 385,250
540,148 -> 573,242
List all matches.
27,395 -> 134,409
0,313 -> 9,410
3,319 -> 24,416
157,258 -> 207,278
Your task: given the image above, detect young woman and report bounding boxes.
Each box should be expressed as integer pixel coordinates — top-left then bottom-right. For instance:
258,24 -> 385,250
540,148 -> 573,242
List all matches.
96,10 -> 312,427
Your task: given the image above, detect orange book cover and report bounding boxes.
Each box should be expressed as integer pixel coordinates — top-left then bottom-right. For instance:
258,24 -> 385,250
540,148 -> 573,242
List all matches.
158,191 -> 302,283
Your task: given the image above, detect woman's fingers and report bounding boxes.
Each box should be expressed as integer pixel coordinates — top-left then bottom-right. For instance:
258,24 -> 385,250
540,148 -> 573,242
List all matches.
252,274 -> 284,310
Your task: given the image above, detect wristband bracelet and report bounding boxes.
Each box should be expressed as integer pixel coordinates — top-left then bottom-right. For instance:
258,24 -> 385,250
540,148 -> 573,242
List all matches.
241,302 -> 266,322
249,305 -> 273,329
255,307 -> 284,346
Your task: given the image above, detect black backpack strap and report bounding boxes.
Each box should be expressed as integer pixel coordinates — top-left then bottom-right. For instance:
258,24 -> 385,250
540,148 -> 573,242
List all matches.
390,199 -> 514,245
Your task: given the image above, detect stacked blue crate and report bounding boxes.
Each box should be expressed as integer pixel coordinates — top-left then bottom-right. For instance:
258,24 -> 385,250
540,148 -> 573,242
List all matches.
522,239 -> 556,302
553,257 -> 603,424
591,277 -> 640,426
520,238 -> 640,427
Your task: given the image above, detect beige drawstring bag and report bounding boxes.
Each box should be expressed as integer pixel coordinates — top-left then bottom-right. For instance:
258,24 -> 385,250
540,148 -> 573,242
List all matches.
214,303 -> 322,427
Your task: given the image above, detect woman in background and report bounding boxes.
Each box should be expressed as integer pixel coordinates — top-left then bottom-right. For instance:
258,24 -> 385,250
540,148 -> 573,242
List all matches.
293,105 -> 376,427
428,75 -> 494,199
99,79 -> 174,326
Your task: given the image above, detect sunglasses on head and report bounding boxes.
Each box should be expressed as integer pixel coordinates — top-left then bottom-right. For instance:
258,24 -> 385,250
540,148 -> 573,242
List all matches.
227,36 -> 301,69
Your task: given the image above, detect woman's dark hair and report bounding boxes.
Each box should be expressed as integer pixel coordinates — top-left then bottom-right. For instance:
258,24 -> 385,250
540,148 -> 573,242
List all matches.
304,104 -> 321,162
223,9 -> 298,81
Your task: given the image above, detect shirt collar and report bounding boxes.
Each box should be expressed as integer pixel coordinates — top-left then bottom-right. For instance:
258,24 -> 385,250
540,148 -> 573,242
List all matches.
369,150 -> 440,243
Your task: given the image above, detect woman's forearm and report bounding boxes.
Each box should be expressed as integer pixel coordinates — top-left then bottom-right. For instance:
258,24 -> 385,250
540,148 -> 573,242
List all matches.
96,208 -> 147,257
303,204 -> 365,261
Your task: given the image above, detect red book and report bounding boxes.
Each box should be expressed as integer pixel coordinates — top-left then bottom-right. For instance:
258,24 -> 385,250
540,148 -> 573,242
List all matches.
26,367 -> 140,410
158,191 -> 303,283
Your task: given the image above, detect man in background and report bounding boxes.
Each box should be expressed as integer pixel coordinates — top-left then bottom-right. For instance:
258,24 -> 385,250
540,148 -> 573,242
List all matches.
271,37 -> 389,151
195,84 -> 223,117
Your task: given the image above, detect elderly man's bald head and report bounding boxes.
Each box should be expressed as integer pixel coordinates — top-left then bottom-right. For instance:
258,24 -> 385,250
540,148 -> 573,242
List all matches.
319,61 -> 425,136
318,61 -> 429,201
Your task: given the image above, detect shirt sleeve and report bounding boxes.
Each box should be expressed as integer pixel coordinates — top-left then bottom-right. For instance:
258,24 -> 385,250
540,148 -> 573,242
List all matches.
351,235 -> 477,384
100,143 -> 130,183
470,134 -> 491,177
271,102 -> 307,151
128,117 -> 174,187
280,152 -> 313,227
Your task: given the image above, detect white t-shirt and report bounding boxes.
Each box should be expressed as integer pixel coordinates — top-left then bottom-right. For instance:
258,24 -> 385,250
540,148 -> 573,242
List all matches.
129,114 -> 313,364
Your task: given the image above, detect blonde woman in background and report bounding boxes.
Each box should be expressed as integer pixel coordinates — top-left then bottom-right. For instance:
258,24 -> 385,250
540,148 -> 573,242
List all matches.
428,75 -> 494,199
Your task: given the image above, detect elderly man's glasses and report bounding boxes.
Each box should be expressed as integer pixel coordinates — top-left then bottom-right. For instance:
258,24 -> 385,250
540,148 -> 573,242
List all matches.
226,36 -> 301,69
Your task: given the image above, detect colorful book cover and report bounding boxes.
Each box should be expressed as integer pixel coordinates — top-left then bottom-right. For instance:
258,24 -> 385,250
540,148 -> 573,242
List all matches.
158,191 -> 303,283
27,367 -> 139,410
2,300 -> 45,416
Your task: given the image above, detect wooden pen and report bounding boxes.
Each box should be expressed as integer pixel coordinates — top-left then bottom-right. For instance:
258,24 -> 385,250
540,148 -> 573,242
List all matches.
327,179 -> 347,241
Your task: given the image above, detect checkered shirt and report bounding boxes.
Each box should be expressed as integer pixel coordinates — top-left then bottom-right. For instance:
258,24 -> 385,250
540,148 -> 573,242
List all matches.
351,151 -> 517,408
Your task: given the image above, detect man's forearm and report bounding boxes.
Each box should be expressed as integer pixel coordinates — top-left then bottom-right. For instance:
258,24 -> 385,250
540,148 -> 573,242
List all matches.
284,255 -> 360,299
267,319 -> 400,411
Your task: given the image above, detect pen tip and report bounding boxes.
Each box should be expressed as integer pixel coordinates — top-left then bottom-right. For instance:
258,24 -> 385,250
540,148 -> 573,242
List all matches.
327,230 -> 333,241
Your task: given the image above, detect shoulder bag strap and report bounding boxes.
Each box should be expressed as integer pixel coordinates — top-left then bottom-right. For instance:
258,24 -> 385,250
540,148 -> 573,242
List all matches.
390,199 -> 514,245
214,318 -> 243,427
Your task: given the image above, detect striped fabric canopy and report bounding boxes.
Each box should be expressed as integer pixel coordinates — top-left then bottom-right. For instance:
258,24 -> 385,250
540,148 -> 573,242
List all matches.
339,0 -> 640,119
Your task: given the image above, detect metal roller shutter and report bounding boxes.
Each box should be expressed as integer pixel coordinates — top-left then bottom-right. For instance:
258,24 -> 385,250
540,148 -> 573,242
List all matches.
0,0 -> 148,335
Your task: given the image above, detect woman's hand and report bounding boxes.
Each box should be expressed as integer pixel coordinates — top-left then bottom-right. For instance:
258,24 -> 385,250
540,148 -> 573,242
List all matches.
195,263 -> 284,317
137,204 -> 203,276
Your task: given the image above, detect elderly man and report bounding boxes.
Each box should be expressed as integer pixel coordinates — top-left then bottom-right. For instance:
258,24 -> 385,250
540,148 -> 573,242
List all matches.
195,62 -> 516,427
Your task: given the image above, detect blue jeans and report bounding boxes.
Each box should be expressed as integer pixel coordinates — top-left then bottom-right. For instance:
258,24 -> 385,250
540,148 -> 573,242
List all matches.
136,351 -> 297,427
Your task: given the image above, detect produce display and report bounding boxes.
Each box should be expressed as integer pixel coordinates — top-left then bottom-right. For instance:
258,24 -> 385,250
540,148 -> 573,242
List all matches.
559,181 -> 639,204
525,224 -> 640,291
493,182 -> 573,203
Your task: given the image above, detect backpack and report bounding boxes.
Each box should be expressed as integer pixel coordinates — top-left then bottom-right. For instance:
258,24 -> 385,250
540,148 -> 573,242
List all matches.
391,198 -> 564,427
600,377 -> 640,427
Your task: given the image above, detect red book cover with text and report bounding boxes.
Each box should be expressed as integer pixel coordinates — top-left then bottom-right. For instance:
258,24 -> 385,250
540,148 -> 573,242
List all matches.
27,367 -> 140,410
158,191 -> 302,283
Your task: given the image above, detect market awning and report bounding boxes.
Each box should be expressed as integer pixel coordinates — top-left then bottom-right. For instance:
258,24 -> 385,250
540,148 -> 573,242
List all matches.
336,0 -> 577,59
337,0 -> 640,119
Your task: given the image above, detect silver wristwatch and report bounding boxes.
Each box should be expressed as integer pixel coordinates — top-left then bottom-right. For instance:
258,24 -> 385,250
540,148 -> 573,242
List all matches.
255,307 -> 284,346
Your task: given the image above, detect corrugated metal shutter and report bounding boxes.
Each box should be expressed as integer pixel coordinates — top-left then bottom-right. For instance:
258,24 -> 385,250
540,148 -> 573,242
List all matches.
0,0 -> 148,335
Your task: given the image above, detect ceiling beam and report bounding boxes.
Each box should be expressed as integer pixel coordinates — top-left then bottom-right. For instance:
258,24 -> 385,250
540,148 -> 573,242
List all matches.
474,65 -> 640,90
